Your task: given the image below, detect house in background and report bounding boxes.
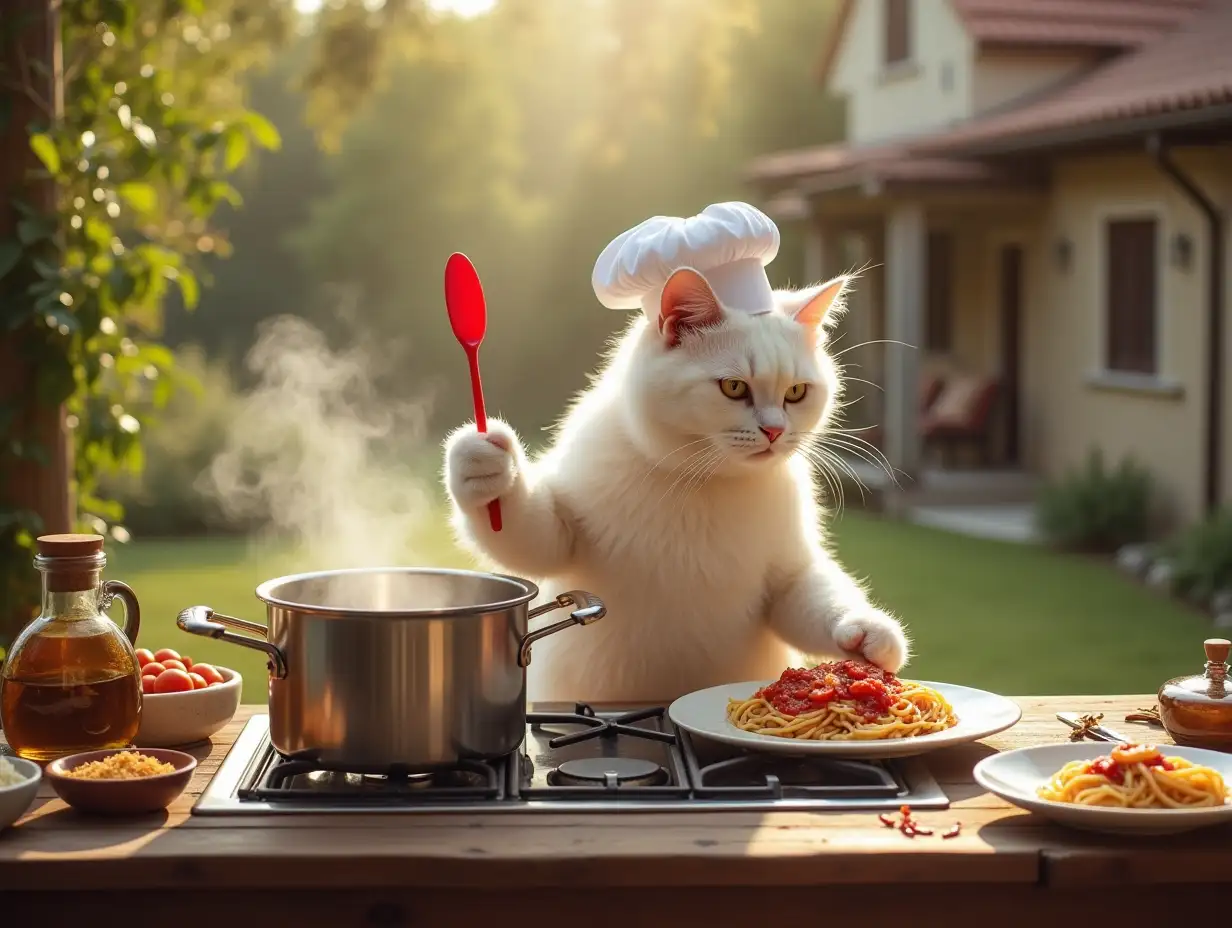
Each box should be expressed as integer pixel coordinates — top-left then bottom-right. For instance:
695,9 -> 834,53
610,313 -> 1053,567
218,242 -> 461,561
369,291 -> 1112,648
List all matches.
749,0 -> 1232,534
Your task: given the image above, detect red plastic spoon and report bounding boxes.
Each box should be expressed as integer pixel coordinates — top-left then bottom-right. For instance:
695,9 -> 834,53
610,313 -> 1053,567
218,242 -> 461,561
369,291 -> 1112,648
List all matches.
445,252 -> 502,532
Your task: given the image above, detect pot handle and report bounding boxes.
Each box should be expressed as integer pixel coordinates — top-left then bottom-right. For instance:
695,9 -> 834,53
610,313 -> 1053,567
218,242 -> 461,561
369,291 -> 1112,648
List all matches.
177,605 -> 289,679
519,590 -> 606,668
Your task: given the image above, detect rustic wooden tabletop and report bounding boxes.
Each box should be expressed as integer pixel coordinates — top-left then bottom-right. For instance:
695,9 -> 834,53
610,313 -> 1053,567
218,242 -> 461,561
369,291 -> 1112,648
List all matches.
2,695 -> 1229,926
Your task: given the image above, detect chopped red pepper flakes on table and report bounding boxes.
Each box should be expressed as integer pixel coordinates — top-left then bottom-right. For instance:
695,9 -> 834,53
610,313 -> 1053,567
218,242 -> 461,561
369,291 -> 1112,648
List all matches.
877,804 -> 961,839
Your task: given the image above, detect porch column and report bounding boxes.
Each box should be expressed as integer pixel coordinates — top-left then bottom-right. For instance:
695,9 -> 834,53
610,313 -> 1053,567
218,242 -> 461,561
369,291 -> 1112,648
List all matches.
803,218 -> 839,284
883,202 -> 926,482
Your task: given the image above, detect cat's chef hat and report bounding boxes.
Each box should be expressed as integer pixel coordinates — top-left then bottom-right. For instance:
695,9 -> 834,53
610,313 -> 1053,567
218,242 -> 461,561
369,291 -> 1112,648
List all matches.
592,201 -> 780,323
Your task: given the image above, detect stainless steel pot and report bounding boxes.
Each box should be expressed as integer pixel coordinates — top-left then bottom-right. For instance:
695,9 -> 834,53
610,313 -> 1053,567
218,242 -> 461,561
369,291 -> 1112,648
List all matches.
176,568 -> 604,771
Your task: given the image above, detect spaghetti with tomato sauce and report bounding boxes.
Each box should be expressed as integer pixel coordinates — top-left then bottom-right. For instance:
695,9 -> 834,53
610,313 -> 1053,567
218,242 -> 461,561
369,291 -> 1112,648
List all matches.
1037,742 -> 1229,809
726,659 -> 958,741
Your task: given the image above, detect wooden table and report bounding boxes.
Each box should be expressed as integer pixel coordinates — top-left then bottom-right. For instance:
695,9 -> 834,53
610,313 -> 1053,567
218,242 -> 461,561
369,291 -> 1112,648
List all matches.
2,696 -> 1228,926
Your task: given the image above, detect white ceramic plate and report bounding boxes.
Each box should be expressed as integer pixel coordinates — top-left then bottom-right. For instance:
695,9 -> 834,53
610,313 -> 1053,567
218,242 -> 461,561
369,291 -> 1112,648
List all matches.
973,743 -> 1232,835
668,679 -> 1020,759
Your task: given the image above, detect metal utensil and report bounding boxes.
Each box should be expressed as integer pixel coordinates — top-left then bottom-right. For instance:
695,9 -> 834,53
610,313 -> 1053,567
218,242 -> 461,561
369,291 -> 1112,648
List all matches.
1057,712 -> 1136,744
445,252 -> 501,532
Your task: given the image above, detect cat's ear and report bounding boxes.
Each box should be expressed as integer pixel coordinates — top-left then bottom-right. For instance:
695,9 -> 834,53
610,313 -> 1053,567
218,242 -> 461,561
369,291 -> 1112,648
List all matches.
785,276 -> 849,336
658,267 -> 723,348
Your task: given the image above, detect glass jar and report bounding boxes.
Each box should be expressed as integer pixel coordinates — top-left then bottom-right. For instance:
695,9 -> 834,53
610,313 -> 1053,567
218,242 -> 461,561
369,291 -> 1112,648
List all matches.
0,534 -> 142,761
1157,637 -> 1232,751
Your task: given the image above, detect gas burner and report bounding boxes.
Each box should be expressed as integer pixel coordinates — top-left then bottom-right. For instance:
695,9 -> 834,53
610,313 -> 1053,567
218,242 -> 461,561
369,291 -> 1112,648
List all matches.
528,703 -> 677,748
249,754 -> 505,801
549,757 -> 670,789
199,710 -> 951,813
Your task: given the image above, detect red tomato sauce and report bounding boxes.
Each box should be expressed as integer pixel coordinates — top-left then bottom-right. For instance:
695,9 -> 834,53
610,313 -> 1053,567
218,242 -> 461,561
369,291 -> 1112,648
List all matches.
1085,752 -> 1172,784
755,659 -> 902,719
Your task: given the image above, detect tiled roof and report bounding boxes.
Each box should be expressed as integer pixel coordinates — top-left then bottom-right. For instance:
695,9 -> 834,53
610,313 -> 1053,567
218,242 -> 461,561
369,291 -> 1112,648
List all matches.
916,0 -> 1232,154
757,0 -> 1232,183
952,0 -> 1206,47
817,0 -> 1205,84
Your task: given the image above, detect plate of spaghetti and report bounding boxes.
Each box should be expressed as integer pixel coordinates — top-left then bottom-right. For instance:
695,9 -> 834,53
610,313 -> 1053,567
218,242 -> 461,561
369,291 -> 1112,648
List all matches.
667,659 -> 1020,758
973,742 -> 1232,835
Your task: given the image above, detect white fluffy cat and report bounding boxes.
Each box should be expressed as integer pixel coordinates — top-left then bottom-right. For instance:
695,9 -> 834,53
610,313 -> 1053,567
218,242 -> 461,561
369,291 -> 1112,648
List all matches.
443,268 -> 909,703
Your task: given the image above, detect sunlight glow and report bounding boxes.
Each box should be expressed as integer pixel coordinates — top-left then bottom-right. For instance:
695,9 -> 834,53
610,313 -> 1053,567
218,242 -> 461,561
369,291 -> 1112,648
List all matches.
294,0 -> 497,18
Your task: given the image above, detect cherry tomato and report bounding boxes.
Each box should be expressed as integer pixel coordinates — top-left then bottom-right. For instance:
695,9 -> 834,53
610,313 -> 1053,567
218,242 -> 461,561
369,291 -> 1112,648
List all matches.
180,655 -> 194,669
142,661 -> 166,677
161,658 -> 187,673
193,663 -> 225,686
843,661 -> 868,680
141,674 -> 158,694
807,687 -> 837,705
135,648 -> 154,667
188,672 -> 208,690
153,648 -> 181,664
153,668 -> 194,693
849,679 -> 885,699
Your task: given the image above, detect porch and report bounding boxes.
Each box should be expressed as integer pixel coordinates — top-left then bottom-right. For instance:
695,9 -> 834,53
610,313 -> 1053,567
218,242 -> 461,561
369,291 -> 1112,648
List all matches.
770,156 -> 1047,516
839,458 -> 1039,544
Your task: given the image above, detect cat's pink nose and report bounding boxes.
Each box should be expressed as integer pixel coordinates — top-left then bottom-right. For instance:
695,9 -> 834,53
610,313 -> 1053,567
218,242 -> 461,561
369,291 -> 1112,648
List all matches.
760,425 -> 784,443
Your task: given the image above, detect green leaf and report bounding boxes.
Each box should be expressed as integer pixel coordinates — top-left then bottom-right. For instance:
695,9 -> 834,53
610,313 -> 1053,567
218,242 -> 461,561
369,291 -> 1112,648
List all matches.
224,128 -> 249,172
176,268 -> 199,309
0,240 -> 21,280
210,181 -> 242,208
117,181 -> 157,214
243,112 -> 282,151
17,216 -> 55,245
29,133 -> 59,174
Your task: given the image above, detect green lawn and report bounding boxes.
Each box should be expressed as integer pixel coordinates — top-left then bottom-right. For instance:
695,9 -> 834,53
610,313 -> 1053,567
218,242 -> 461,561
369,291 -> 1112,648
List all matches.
104,512 -> 1209,702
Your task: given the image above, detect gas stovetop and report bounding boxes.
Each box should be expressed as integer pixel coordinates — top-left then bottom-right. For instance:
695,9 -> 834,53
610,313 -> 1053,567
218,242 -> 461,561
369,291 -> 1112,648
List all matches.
194,704 -> 949,814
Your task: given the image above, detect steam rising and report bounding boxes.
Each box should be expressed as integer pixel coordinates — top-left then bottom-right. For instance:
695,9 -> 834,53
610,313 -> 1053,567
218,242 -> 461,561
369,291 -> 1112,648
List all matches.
200,316 -> 434,572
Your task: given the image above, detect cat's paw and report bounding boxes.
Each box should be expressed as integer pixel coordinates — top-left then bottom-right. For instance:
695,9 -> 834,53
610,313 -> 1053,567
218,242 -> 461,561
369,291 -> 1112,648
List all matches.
833,607 -> 909,672
444,420 -> 519,512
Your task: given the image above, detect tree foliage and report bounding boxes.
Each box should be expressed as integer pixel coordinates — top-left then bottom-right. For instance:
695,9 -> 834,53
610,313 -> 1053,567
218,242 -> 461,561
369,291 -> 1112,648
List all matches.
0,0 -> 440,643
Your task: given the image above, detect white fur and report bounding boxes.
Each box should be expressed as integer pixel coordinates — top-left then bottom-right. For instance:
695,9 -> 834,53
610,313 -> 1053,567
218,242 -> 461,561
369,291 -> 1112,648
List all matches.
442,275 -> 910,703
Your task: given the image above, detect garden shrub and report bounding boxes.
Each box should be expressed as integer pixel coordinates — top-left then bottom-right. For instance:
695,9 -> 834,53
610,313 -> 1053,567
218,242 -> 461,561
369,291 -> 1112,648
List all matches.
1035,449 -> 1154,553
1167,509 -> 1232,604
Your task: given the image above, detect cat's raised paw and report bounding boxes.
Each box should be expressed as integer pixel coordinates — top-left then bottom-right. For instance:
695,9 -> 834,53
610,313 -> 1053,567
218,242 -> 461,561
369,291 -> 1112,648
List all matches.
444,420 -> 519,512
834,608 -> 909,673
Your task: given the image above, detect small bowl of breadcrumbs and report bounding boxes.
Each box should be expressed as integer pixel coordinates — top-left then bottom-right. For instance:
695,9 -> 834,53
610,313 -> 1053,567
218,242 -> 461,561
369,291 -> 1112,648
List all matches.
45,747 -> 197,815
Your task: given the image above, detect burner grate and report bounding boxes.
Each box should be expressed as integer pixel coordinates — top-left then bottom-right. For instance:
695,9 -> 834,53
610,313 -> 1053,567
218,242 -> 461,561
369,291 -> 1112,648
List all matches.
528,703 -> 677,748
679,729 -> 909,801
517,703 -> 690,800
241,752 -> 506,803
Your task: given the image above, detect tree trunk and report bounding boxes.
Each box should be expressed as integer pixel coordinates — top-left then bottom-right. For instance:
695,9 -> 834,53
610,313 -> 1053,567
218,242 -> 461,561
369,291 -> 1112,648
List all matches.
0,0 -> 70,619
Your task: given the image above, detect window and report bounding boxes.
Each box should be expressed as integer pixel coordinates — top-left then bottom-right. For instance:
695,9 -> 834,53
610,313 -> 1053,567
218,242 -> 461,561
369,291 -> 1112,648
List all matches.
884,0 -> 911,67
925,230 -> 953,353
1105,218 -> 1158,375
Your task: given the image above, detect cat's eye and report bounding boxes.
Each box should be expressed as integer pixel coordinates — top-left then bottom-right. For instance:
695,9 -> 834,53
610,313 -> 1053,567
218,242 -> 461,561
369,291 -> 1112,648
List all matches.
784,383 -> 809,403
718,378 -> 749,400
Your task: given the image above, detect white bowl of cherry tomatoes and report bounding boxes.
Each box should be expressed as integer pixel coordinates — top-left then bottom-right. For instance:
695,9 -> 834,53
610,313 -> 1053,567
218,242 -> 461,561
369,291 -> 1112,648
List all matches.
133,647 -> 243,748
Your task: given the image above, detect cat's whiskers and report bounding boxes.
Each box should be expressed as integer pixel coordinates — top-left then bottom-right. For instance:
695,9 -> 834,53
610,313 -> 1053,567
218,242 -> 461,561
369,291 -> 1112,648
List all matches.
793,442 -> 847,511
825,431 -> 900,481
661,447 -> 720,513
801,432 -> 902,489
635,436 -> 715,492
672,446 -> 729,518
830,338 -> 918,359
816,446 -> 867,506
658,444 -> 723,506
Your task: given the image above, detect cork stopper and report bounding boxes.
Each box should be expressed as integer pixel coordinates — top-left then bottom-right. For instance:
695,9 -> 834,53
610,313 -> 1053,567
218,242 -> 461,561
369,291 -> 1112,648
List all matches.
35,533 -> 105,593
1204,638 -> 1231,665
36,534 -> 104,558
